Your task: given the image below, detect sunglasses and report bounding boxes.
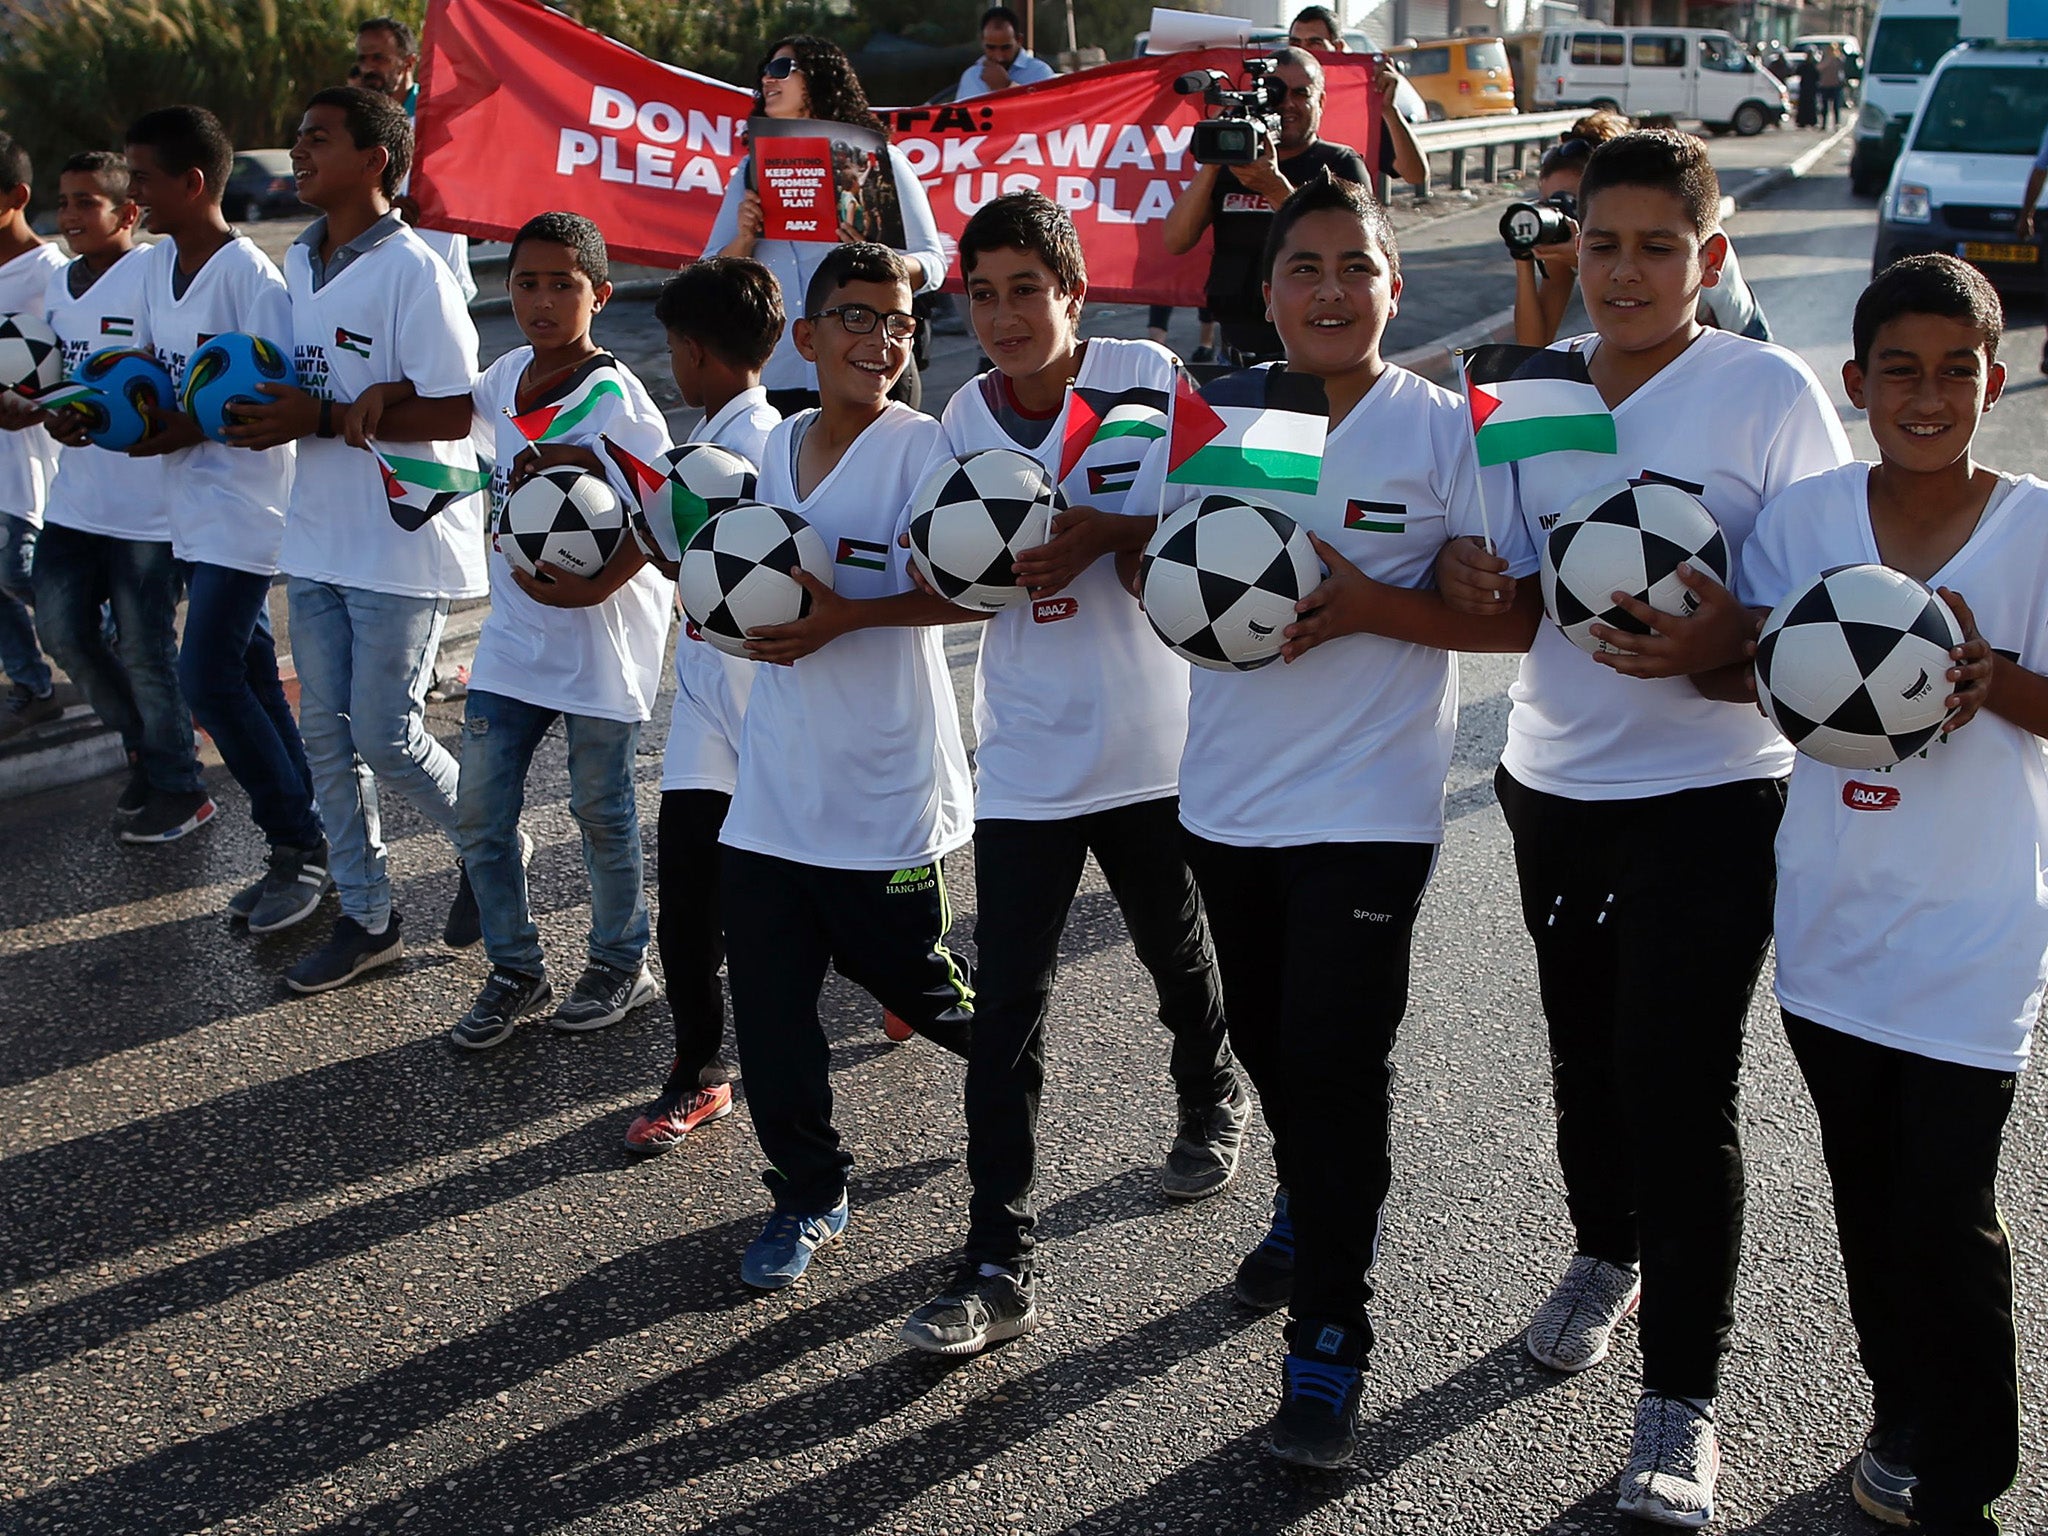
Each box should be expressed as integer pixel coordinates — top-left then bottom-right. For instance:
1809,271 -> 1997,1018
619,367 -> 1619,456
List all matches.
762,56 -> 802,80
810,303 -> 919,342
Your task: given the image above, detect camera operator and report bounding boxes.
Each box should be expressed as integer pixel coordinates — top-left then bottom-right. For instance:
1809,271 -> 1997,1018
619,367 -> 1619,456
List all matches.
1163,47 -> 1424,363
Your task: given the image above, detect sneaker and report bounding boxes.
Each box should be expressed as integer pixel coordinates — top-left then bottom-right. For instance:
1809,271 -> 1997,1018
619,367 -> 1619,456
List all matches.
901,1266 -> 1039,1356
445,829 -> 532,949
0,681 -> 62,740
1851,1419 -> 1916,1527
246,842 -> 333,935
226,875 -> 265,922
551,961 -> 661,1032
1234,1186 -> 1294,1311
285,912 -> 405,995
1525,1254 -> 1642,1372
881,1010 -> 915,1043
1616,1393 -> 1720,1528
1268,1321 -> 1365,1469
448,966 -> 554,1050
623,1079 -> 733,1153
1161,1076 -> 1251,1201
113,757 -> 151,818
118,787 -> 218,844
1188,344 -> 1220,365
740,1197 -> 849,1290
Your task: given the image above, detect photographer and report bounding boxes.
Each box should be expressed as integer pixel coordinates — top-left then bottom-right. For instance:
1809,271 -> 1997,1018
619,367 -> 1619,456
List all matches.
1164,47 -> 1424,363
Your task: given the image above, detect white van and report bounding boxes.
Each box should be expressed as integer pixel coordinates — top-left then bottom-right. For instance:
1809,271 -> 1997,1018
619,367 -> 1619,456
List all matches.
1849,0 -> 1961,196
1535,26 -> 1790,135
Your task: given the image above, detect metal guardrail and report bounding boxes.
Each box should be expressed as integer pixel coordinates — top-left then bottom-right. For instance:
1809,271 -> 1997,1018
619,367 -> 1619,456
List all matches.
1407,109 -> 1583,192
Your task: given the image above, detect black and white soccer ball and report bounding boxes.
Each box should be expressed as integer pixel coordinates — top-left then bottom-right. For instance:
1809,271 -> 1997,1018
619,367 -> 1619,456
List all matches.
676,501 -> 834,659
0,312 -> 65,400
1755,563 -> 1964,770
906,448 -> 1061,613
1137,492 -> 1320,671
1540,480 -> 1730,655
496,468 -> 627,579
629,443 -> 759,566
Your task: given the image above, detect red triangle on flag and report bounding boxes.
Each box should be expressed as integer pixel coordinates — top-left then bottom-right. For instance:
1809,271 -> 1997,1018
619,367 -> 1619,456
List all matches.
602,435 -> 667,501
1467,382 -> 1502,431
1166,371 -> 1225,475
1057,388 -> 1102,485
375,458 -> 406,500
506,403 -> 560,442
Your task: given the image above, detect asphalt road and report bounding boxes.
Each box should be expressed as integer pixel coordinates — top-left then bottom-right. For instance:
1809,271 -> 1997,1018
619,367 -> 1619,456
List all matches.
3,137 -> 2045,1535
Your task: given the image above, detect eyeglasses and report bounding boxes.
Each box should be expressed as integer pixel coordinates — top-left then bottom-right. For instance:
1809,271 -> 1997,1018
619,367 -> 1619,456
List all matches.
762,56 -> 802,80
810,303 -> 919,341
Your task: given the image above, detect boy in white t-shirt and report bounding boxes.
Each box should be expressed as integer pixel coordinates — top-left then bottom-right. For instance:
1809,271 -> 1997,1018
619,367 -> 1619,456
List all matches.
1732,256 -> 2041,1536
1439,131 -> 1851,1524
226,89 -> 485,983
896,194 -> 1243,1359
718,243 -> 977,1292
620,258 -> 783,1152
445,213 -> 673,1049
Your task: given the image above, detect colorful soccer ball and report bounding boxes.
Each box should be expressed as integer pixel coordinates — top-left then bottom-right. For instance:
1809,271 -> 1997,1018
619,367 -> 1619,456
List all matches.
1137,492 -> 1320,671
906,447 -> 1061,613
179,332 -> 296,443
1755,563 -> 1964,770
1540,480 -> 1730,655
496,467 -> 627,579
626,443 -> 759,565
65,347 -> 177,451
0,312 -> 65,400
676,501 -> 834,659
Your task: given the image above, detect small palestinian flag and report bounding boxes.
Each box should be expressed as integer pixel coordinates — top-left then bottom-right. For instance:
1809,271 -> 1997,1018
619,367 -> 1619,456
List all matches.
1165,367 -> 1326,497
1461,344 -> 1617,466
30,380 -> 100,414
601,433 -> 668,517
836,536 -> 889,571
99,316 -> 135,339
334,326 -> 373,359
1344,499 -> 1407,533
1057,384 -> 1169,485
370,442 -> 490,532
504,353 -> 629,444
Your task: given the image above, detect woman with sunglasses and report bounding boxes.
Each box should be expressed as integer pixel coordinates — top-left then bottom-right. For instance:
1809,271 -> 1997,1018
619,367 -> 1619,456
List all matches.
709,36 -> 948,416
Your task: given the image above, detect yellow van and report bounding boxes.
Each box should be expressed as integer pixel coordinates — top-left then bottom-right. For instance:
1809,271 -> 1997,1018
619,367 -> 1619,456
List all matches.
1390,36 -> 1520,119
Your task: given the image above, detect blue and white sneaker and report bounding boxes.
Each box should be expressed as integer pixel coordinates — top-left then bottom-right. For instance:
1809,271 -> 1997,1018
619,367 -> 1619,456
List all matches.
741,1197 -> 849,1290
1268,1319 -> 1365,1469
1234,1186 -> 1294,1311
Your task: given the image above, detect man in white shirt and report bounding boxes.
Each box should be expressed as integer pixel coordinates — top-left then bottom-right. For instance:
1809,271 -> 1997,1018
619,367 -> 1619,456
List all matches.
954,6 -> 1057,100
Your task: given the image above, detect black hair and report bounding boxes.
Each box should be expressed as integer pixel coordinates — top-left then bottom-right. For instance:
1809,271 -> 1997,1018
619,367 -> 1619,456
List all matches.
750,36 -> 887,137
803,241 -> 910,317
958,191 -> 1085,292
507,211 -> 609,290
981,6 -> 1024,31
656,257 -> 785,370
1577,129 -> 1719,239
59,150 -> 131,202
306,85 -> 413,197
1289,5 -> 1341,37
1262,168 -> 1399,282
1269,44 -> 1324,88
1854,254 -> 2003,368
124,106 -> 234,196
356,15 -> 416,55
0,132 -> 32,198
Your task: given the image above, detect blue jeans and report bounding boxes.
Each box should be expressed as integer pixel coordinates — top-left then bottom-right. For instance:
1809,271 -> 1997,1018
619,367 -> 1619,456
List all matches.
32,523 -> 202,794
287,578 -> 460,929
177,563 -> 321,847
0,513 -> 52,696
456,688 -> 648,978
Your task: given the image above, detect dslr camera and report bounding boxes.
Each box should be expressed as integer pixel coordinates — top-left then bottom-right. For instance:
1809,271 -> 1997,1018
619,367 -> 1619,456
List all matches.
1175,57 -> 1287,166
1499,191 -> 1578,259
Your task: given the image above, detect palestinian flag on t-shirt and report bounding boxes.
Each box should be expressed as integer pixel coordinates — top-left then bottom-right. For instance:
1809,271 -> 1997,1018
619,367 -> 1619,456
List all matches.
1165,366 -> 1326,497
370,442 -> 491,532
504,353 -> 630,444
1461,344 -> 1617,466
1057,384 -> 1169,485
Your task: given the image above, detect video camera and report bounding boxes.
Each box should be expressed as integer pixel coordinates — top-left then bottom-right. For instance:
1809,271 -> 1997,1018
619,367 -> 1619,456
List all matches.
1499,191 -> 1578,259
1175,57 -> 1287,166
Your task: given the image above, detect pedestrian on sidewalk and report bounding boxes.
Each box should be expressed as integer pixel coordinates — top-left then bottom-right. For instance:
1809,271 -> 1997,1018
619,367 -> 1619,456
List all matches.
1817,44 -> 1845,130
1795,49 -> 1820,128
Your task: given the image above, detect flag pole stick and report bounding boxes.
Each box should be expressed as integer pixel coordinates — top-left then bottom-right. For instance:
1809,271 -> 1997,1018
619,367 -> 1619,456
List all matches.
1455,348 -> 1497,557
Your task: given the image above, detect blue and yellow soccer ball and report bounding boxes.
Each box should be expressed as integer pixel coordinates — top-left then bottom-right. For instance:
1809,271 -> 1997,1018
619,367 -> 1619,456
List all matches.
66,347 -> 178,451
180,332 -> 295,443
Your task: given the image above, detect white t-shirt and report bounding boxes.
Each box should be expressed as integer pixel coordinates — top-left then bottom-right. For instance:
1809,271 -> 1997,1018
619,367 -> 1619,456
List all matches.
933,337 -> 1192,820
1740,465 -> 2048,1073
720,403 -> 975,869
0,242 -> 71,526
281,222 -> 487,599
661,387 -> 780,795
1501,328 -> 1851,799
467,348 -> 675,723
141,236 -> 294,576
1128,364 -> 1524,848
41,247 -> 169,541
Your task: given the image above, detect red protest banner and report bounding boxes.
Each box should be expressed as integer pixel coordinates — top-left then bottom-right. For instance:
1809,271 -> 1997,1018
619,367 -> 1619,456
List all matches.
413,0 -> 1384,307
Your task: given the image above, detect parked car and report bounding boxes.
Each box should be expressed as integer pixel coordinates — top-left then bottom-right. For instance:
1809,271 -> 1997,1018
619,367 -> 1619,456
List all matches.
224,150 -> 305,223
1850,0 -> 1960,196
1875,38 -> 2048,293
1535,25 -> 1788,135
1390,36 -> 1519,119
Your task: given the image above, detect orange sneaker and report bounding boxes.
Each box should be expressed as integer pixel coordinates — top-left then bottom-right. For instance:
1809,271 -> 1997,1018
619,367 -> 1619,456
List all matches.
624,1080 -> 733,1153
